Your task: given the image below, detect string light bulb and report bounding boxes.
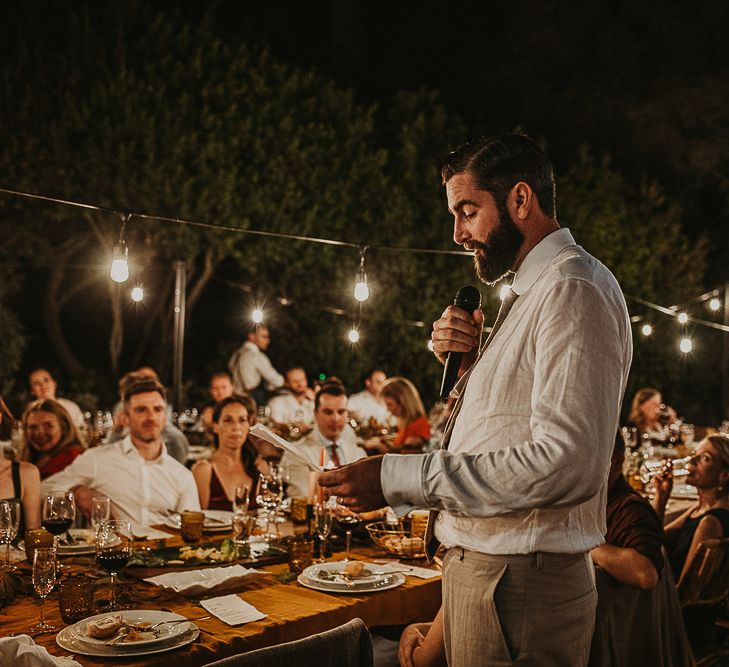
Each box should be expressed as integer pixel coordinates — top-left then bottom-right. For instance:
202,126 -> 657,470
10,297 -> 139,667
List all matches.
347,328 -> 360,343
641,323 -> 653,337
677,312 -> 689,324
353,247 -> 370,302
679,337 -> 693,354
499,284 -> 512,301
710,298 -> 721,311
109,213 -> 130,283
130,286 -> 144,302
251,308 -> 264,324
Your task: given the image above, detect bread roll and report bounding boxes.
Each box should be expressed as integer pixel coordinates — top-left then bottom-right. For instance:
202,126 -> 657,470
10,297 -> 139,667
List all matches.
86,613 -> 123,639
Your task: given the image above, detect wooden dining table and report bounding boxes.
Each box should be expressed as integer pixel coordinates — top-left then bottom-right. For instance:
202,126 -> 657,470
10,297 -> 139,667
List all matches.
0,524 -> 442,666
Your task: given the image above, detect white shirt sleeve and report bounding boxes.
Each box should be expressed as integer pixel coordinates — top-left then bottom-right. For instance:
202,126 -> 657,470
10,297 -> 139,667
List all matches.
382,278 -> 628,517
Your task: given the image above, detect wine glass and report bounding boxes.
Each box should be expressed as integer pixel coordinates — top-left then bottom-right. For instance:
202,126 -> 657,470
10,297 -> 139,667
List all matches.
42,491 -> 76,551
30,546 -> 57,633
334,503 -> 361,561
256,467 -> 283,540
96,519 -> 133,611
91,496 -> 111,534
0,499 -> 20,571
314,502 -> 332,563
233,485 -> 250,515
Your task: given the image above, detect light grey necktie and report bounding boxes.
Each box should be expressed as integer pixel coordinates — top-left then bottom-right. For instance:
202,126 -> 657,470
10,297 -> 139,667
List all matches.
424,288 -> 519,561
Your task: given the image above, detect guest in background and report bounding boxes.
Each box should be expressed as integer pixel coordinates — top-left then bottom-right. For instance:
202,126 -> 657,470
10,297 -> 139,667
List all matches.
107,368 -> 189,464
348,369 -> 391,424
200,371 -> 235,432
228,324 -> 284,405
20,400 -> 85,479
629,387 -> 676,437
653,434 -> 729,583
0,405 -> 41,536
284,381 -> 365,498
376,377 -> 430,454
27,368 -> 85,431
192,395 -> 269,511
268,367 -> 315,430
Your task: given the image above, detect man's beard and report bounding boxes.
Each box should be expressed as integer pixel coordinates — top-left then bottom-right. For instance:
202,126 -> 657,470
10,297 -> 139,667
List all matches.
468,206 -> 524,285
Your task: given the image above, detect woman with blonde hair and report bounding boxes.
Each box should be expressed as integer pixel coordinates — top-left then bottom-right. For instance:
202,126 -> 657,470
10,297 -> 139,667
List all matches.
653,434 -> 729,583
629,386 -> 675,436
379,376 -> 430,454
21,399 -> 85,479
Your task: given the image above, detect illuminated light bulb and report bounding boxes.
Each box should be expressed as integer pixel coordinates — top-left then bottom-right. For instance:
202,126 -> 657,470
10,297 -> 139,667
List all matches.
499,284 -> 512,301
347,328 -> 360,343
710,298 -> 721,311
679,337 -> 693,354
130,286 -> 144,302
109,245 -> 129,283
251,308 -> 264,324
677,312 -> 688,324
641,324 -> 653,337
427,339 -> 434,352
354,279 -> 370,302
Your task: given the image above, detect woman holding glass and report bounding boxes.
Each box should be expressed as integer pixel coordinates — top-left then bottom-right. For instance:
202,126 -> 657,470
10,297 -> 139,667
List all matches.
0,403 -> 41,539
192,395 -> 270,511
652,434 -> 729,583
20,399 -> 85,479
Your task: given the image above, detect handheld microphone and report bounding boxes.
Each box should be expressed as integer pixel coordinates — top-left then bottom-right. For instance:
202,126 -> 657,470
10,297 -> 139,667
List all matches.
439,285 -> 482,399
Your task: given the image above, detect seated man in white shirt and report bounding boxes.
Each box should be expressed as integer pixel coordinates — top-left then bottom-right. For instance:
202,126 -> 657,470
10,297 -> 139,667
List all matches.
28,368 -> 86,432
347,369 -> 392,424
268,367 -> 315,431
43,377 -> 200,528
283,382 -> 365,499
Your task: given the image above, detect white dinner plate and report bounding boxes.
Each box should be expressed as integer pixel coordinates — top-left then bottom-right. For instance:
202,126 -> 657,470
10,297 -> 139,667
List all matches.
298,571 -> 406,594
70,610 -> 190,647
162,509 -> 233,532
18,529 -> 96,556
57,624 -> 198,658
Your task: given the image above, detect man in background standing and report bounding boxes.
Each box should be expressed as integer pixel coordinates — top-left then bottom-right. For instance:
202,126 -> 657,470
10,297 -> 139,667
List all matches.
228,324 -> 284,405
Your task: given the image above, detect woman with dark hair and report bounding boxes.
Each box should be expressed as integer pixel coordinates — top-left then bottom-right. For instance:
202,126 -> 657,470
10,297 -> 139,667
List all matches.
653,434 -> 729,583
0,398 -> 41,537
21,399 -> 85,479
192,395 -> 268,510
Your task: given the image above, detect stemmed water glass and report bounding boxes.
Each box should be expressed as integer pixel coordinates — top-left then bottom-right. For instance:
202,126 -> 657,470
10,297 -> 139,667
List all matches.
0,499 -> 20,571
30,546 -> 57,633
42,491 -> 76,550
96,519 -> 133,611
334,503 -> 361,561
91,496 -> 111,535
233,485 -> 250,515
256,466 -> 283,540
314,502 -> 332,563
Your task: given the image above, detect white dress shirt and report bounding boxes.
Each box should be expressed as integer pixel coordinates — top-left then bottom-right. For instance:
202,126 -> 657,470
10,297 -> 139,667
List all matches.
42,436 -> 200,526
283,425 -> 365,498
267,392 -> 315,425
347,391 -> 391,424
381,229 -> 632,554
228,341 -> 284,393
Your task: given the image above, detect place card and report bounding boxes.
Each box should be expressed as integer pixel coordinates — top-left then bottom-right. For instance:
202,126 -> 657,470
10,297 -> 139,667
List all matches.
200,594 -> 267,626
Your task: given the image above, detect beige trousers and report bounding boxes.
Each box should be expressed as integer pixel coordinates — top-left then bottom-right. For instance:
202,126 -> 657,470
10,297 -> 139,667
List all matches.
443,547 -> 597,667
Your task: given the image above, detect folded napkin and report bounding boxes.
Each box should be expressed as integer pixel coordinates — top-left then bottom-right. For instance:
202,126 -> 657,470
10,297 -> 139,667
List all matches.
144,564 -> 261,596
200,594 -> 266,625
131,525 -> 173,540
0,635 -> 81,667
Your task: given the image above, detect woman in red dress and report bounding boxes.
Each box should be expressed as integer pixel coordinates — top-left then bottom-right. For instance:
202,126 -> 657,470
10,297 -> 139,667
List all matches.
379,377 -> 431,454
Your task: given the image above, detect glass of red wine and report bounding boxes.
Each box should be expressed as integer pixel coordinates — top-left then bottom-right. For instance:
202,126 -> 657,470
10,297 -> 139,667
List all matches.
42,491 -> 76,556
334,504 -> 362,561
95,519 -> 132,611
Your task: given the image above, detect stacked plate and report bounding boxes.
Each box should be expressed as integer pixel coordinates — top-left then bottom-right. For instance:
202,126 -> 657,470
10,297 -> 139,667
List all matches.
298,562 -> 406,594
56,610 -> 199,658
162,509 -> 233,533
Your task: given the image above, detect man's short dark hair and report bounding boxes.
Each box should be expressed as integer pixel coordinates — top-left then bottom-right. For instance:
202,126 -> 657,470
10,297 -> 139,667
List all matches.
246,323 -> 267,337
441,134 -> 556,218
122,376 -> 166,408
314,379 -> 347,411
